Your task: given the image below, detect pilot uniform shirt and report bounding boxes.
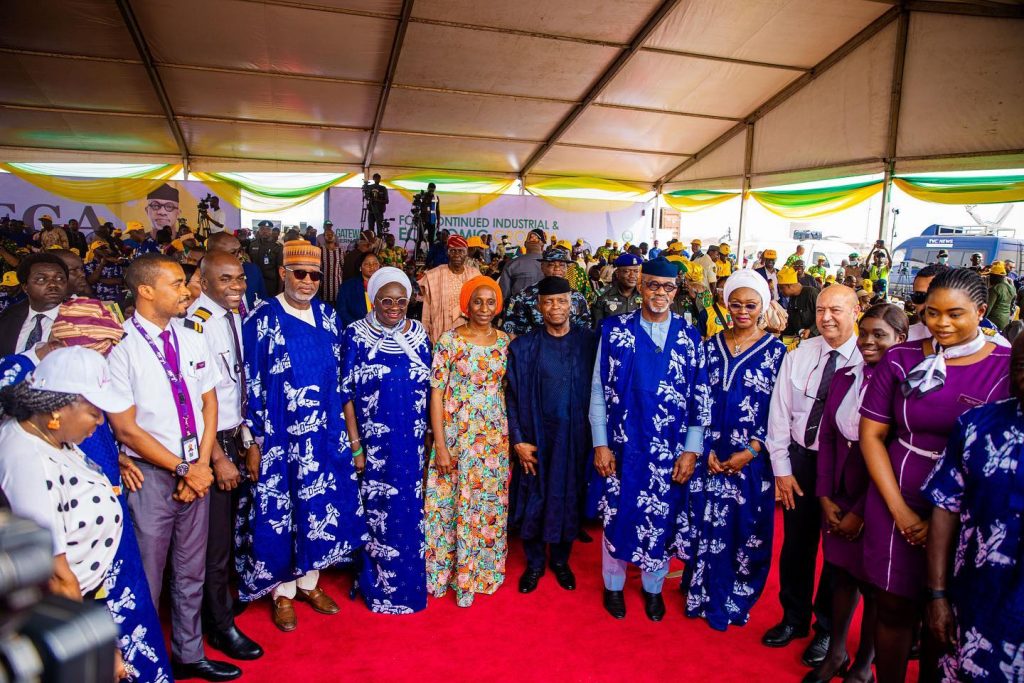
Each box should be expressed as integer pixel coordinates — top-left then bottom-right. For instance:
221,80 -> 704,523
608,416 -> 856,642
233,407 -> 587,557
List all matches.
108,313 -> 220,461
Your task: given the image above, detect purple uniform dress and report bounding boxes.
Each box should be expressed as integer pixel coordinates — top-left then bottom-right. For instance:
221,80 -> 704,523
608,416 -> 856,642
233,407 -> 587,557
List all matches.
859,341 -> 1011,599
816,366 -> 873,582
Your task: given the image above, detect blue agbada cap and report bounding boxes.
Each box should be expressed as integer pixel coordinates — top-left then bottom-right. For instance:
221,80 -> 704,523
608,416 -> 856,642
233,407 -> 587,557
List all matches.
641,257 -> 678,278
613,253 -> 642,267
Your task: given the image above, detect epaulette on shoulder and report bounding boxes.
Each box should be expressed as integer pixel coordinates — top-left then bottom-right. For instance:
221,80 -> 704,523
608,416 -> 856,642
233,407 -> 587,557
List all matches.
981,326 -> 997,337
191,307 -> 213,322
183,318 -> 204,333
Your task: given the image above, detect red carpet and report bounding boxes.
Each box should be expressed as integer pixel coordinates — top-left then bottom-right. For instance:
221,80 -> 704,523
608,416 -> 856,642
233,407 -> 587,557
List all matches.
198,510 -> 919,682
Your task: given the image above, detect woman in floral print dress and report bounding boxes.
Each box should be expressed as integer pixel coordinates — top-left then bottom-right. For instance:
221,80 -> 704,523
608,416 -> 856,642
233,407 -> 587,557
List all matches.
424,276 -> 510,607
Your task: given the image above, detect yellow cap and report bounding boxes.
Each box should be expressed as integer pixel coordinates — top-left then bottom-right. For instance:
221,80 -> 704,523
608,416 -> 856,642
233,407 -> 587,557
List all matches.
825,274 -> 836,283
777,266 -> 798,285
861,279 -> 874,292
989,261 -> 1007,276
170,239 -> 186,251
762,249 -> 778,260
126,221 -> 144,232
1,271 -> 18,286
684,262 -> 704,283
557,239 -> 572,250
719,243 -> 731,255
691,238 -> 701,246
466,236 -> 484,248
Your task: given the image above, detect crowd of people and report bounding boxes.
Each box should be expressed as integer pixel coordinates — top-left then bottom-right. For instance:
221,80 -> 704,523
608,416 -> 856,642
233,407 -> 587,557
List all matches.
0,211 -> 1021,683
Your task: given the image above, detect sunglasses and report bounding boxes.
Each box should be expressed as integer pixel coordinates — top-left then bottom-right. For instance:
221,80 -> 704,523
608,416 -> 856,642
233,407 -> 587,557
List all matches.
910,291 -> 928,305
728,301 -> 760,312
376,297 -> 409,308
285,267 -> 322,282
642,280 -> 678,293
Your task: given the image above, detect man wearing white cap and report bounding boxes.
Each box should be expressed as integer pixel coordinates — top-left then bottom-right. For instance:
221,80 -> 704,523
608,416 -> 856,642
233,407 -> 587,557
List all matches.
107,254 -> 240,681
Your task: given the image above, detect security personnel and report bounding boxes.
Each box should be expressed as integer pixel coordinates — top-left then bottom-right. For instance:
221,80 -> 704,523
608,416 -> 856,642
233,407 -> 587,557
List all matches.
502,246 -> 591,336
248,220 -> 282,295
179,252 -> 264,665
591,253 -> 642,328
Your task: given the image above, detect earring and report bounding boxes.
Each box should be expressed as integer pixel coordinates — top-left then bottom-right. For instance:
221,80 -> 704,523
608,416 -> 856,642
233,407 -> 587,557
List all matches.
48,412 -> 61,430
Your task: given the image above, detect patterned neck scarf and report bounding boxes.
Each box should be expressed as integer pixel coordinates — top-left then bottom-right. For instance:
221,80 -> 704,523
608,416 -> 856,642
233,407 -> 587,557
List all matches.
364,311 -> 427,370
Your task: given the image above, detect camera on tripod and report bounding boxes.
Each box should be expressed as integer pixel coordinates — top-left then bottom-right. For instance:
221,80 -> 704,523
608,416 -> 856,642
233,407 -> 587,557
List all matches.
0,512 -> 119,681
197,193 -> 215,216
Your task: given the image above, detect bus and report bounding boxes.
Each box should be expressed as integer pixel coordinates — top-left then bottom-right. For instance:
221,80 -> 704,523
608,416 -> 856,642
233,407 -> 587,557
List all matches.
888,225 -> 1024,300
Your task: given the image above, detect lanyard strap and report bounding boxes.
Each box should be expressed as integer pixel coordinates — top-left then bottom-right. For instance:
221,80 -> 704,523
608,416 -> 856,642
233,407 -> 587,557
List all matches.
131,318 -> 198,440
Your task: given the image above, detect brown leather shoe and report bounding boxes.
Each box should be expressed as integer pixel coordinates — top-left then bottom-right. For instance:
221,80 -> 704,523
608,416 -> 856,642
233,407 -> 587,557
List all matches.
297,586 -> 340,615
272,597 -> 297,632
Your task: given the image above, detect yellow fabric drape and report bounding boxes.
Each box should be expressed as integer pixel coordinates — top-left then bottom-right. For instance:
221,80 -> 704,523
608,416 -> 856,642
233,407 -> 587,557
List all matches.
892,177 -> 1024,205
662,191 -> 740,213
190,172 -> 351,213
1,163 -> 182,204
750,182 -> 883,219
386,171 -> 514,215
526,176 -> 650,212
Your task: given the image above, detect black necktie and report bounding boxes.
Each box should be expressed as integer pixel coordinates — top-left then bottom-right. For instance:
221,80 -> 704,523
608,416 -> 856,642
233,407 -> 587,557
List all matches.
227,311 -> 247,417
804,349 -> 840,448
23,313 -> 45,351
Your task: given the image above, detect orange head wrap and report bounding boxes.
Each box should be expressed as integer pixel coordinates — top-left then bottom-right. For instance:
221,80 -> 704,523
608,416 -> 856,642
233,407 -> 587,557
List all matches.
459,276 -> 502,316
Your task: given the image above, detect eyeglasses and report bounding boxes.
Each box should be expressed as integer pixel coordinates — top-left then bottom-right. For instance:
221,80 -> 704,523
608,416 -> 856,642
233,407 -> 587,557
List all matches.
376,297 -> 409,308
642,280 -> 678,293
728,301 -> 760,312
285,267 -> 322,282
146,201 -> 178,213
910,291 -> 928,305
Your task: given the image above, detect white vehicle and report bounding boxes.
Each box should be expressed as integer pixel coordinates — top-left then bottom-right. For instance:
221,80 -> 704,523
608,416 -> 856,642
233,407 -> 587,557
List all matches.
740,238 -> 862,271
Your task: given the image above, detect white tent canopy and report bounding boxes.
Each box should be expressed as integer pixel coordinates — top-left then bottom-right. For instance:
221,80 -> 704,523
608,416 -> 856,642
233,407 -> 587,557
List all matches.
1,0 -> 1022,187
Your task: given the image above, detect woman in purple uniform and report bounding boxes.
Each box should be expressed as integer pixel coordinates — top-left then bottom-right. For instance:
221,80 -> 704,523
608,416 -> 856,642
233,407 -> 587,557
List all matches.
859,269 -> 1011,683
807,304 -> 908,683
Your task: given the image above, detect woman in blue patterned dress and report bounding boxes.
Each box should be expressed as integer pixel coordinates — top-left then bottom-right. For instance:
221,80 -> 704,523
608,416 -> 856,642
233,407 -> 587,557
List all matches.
341,267 -> 431,614
923,335 -> 1024,683
680,269 -> 785,630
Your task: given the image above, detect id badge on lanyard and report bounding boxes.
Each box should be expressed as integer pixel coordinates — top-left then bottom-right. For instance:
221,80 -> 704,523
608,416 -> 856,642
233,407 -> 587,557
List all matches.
182,435 -> 200,463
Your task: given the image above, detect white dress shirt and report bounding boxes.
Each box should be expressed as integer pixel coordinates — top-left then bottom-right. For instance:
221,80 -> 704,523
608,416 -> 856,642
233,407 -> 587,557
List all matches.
108,312 -> 221,461
276,293 -> 316,326
766,334 -> 862,477
0,421 -> 123,593
177,293 -> 244,431
15,305 -> 60,353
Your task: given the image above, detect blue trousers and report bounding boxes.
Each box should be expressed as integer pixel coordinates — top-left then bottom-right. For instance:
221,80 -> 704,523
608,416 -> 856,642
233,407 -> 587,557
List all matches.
601,536 -> 669,594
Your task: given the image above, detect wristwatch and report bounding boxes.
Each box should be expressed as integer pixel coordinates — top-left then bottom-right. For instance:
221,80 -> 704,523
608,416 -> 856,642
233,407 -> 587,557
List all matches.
175,461 -> 190,477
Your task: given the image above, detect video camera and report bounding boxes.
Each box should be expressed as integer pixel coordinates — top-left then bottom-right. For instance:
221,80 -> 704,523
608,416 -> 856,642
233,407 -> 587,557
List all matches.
0,512 -> 119,681
197,193 -> 215,215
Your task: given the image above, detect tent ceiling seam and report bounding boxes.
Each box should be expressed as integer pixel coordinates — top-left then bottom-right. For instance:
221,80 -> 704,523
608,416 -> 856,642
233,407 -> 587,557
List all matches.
639,47 -> 811,72
519,0 -> 685,177
363,0 -> 416,171
113,0 -> 190,164
232,0 -> 399,21
658,4 -> 902,185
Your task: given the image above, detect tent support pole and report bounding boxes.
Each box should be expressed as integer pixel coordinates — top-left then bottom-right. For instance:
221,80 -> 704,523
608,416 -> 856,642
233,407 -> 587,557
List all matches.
879,9 -> 910,241
114,0 -> 190,167
363,0 -> 415,172
736,124 -> 754,264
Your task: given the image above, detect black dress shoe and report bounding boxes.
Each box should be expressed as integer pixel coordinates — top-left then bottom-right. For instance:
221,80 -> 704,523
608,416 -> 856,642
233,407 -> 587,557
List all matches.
761,621 -> 809,647
207,624 -> 264,660
172,658 -> 242,681
802,632 -> 832,667
641,589 -> 666,622
551,564 -> 576,591
800,655 -> 849,682
518,568 -> 544,593
603,589 -> 626,619
577,528 -> 594,543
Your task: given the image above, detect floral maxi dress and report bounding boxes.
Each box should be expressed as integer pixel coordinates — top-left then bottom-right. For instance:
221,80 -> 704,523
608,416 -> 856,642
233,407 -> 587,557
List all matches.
424,328 -> 510,607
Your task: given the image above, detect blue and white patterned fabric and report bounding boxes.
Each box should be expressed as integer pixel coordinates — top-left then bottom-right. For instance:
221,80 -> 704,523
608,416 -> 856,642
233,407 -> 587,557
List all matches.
0,353 -> 171,682
679,332 -> 786,630
238,297 -> 366,601
923,398 -> 1024,683
341,316 -> 431,614
596,310 -> 711,573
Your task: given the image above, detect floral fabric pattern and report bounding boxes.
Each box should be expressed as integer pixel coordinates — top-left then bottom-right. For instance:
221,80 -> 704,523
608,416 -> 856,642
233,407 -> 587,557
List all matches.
424,328 -> 510,607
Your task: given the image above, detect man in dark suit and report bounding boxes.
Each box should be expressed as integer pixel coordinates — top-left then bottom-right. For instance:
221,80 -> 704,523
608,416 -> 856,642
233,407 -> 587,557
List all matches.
0,253 -> 69,356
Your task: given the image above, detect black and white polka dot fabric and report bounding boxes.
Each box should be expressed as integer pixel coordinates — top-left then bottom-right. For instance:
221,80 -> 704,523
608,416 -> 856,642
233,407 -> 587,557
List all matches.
0,421 -> 122,593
